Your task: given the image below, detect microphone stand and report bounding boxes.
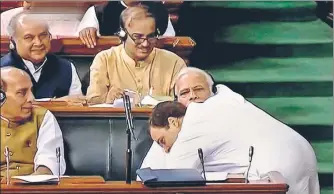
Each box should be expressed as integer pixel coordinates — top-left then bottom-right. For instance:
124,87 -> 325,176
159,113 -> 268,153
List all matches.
4,146 -> 10,185
56,147 -> 61,183
122,94 -> 137,184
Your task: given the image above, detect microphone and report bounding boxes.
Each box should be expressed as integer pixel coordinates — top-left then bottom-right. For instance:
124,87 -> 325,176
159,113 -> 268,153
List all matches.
4,146 -> 10,185
122,93 -> 137,184
197,148 -> 206,181
122,93 -> 137,140
245,146 -> 254,183
56,147 -> 61,182
0,89 -> 6,107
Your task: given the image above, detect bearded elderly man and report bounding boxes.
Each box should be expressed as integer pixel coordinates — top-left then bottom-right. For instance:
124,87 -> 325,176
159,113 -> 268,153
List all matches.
0,67 -> 66,181
1,12 -> 85,104
86,4 -> 186,105
140,67 -> 320,194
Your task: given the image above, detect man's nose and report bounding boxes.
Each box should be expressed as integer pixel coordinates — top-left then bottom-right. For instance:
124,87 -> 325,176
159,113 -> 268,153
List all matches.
33,37 -> 42,45
189,90 -> 198,101
27,92 -> 35,102
141,39 -> 149,47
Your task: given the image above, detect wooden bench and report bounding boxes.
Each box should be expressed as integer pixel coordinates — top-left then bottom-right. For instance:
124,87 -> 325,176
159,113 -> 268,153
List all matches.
0,1 -> 183,25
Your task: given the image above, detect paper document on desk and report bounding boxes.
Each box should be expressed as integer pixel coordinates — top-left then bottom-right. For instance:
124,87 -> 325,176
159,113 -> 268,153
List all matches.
11,175 -> 69,184
204,172 -> 228,185
34,98 -> 52,102
88,98 -> 134,108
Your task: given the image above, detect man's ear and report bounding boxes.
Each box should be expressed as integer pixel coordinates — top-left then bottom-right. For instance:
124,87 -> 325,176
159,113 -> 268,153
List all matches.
167,117 -> 179,128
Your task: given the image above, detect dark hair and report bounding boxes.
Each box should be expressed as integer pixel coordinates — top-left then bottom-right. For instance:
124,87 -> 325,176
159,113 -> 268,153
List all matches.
150,101 -> 187,128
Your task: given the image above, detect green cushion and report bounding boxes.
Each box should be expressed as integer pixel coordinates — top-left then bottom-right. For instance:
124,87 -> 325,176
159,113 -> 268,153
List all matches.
215,20 -> 333,44
190,1 -> 316,9
320,187 -> 333,194
312,142 -> 333,165
207,57 -> 333,82
248,97 -> 332,125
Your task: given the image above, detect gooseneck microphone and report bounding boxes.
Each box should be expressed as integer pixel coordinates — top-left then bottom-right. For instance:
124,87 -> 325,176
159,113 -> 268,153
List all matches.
122,93 -> 137,184
4,146 -> 10,185
245,146 -> 254,183
197,148 -> 206,181
122,93 -> 137,141
56,147 -> 61,182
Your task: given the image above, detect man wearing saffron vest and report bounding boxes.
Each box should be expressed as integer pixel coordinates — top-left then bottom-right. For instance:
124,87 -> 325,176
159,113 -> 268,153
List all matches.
0,11 -> 85,104
0,67 -> 66,182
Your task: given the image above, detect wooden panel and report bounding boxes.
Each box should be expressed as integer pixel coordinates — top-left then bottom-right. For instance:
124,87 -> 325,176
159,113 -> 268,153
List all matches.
1,174 -> 288,194
32,102 -> 152,117
0,1 -> 183,23
0,1 -> 22,12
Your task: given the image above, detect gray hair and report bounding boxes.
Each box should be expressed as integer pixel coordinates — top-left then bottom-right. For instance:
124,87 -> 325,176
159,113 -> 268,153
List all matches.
7,11 -> 49,38
174,67 -> 215,96
120,5 -> 155,28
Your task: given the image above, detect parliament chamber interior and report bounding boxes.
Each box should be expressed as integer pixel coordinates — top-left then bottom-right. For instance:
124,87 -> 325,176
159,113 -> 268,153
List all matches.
0,1 -> 332,194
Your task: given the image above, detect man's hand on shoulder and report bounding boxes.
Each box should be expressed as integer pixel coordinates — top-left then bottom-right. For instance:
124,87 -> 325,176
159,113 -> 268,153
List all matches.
79,27 -> 97,49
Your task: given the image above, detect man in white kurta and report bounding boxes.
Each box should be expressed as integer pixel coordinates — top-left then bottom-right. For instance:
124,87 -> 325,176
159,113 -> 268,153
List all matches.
141,81 -> 319,193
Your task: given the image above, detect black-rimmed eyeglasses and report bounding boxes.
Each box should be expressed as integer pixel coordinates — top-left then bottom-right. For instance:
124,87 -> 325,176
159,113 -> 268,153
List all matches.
124,28 -> 159,45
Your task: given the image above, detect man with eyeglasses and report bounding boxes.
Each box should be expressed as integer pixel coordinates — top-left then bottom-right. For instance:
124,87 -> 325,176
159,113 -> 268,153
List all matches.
86,5 -> 186,105
1,12 -> 86,104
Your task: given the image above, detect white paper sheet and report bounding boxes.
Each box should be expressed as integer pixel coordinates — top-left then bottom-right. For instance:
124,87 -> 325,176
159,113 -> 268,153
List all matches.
12,175 -> 69,183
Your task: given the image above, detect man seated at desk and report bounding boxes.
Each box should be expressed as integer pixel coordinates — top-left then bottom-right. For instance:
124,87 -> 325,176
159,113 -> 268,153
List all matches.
0,67 -> 66,181
140,67 -> 320,194
0,12 -> 85,104
86,5 -> 186,105
77,1 -> 175,49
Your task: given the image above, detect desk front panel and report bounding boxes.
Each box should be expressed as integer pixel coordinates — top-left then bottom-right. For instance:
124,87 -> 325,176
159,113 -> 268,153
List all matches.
56,113 -> 153,181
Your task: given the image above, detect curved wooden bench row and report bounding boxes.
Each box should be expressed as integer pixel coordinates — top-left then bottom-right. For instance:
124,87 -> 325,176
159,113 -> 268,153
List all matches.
0,36 -> 195,64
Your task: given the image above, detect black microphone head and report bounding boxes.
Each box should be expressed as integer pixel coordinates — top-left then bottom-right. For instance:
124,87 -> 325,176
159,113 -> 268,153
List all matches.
249,146 -> 254,157
198,148 -> 204,161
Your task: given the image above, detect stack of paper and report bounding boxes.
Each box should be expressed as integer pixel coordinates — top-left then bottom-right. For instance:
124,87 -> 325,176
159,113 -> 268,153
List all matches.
11,175 -> 66,184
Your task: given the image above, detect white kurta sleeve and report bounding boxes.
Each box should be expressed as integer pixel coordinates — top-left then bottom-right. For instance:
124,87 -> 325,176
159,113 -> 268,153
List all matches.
137,142 -> 167,181
0,7 -> 24,36
68,63 -> 83,96
165,128 -> 215,170
162,17 -> 175,36
76,6 -> 100,36
34,110 -> 66,175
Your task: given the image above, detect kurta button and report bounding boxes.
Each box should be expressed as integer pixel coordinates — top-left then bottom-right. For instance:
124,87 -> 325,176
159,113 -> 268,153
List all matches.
26,140 -> 32,147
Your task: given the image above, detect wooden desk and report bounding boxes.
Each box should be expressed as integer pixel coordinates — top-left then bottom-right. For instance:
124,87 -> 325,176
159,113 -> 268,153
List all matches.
1,36 -> 195,65
33,102 -> 152,117
1,172 -> 288,194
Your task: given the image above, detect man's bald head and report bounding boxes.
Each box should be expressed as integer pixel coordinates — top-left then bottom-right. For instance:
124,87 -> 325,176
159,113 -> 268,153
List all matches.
1,66 -> 31,93
7,12 -> 49,38
0,67 -> 34,121
1,67 -> 31,92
